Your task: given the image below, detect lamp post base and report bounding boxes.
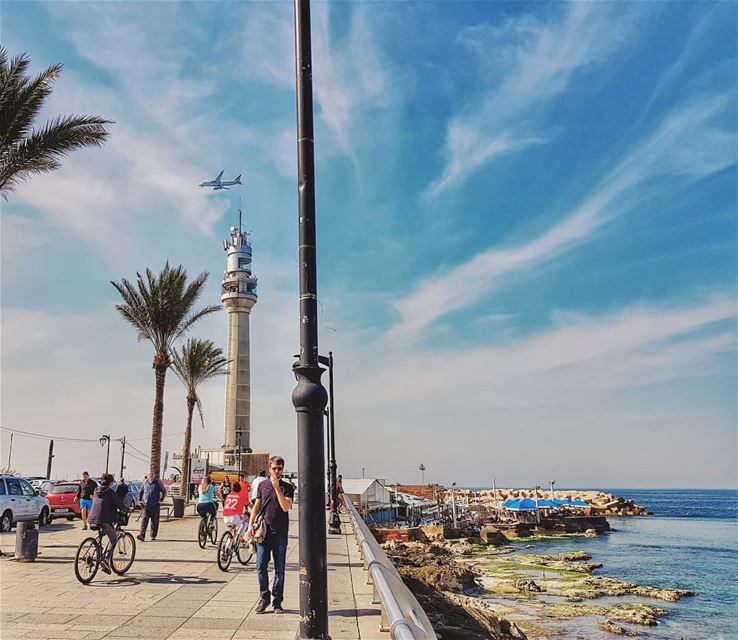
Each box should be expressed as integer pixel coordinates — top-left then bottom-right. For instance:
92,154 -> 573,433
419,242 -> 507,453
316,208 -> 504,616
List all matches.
328,511 -> 341,535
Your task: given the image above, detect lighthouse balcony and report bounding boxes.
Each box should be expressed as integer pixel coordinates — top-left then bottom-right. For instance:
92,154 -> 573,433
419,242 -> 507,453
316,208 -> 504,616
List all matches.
221,276 -> 258,301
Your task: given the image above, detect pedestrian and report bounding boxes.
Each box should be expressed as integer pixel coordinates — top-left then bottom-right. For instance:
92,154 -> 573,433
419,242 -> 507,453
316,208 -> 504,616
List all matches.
247,456 -> 294,614
137,470 -> 166,542
250,469 -> 266,505
220,475 -> 232,502
75,471 -> 98,530
89,473 -> 128,574
237,474 -> 251,502
336,474 -> 344,508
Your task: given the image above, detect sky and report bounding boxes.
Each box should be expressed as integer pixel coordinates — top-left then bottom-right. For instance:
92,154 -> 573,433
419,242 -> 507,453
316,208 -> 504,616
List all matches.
1,1 -> 736,489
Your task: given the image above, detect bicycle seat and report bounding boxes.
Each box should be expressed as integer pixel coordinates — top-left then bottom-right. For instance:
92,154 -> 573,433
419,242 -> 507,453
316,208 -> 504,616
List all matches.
89,524 -> 100,531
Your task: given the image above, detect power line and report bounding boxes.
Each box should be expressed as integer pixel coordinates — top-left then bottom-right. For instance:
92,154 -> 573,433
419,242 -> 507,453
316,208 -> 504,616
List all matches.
125,442 -> 150,460
0,426 -> 100,442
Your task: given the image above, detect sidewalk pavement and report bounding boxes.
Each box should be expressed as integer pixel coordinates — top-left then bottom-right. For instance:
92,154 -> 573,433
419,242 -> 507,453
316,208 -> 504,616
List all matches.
0,508 -> 384,640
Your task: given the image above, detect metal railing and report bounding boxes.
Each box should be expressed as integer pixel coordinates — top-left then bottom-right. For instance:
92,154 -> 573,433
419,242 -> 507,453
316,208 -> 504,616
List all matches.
344,498 -> 437,640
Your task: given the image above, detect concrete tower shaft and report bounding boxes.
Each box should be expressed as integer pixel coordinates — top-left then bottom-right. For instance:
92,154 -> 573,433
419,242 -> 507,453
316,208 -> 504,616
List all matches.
221,224 -> 258,452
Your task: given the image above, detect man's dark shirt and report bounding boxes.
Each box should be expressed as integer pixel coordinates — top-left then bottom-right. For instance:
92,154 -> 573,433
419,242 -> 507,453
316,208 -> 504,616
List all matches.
76,478 -> 97,500
257,479 -> 294,537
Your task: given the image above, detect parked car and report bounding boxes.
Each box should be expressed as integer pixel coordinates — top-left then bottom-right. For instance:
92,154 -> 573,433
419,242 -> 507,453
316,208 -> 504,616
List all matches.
38,479 -> 56,496
127,482 -> 142,509
46,482 -> 82,521
0,476 -> 51,531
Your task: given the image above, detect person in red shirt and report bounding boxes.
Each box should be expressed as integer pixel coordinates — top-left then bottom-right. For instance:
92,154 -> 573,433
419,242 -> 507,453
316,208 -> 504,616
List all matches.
222,481 -> 249,537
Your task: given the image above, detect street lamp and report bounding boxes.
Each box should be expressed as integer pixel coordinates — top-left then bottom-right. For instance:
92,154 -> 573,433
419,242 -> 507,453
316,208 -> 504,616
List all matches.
419,463 -> 426,485
319,352 -> 341,535
99,435 -> 111,475
293,0 -> 329,636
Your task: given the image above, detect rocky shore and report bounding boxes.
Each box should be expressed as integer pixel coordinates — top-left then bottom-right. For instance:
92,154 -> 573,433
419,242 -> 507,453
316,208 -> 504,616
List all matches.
381,536 -> 695,639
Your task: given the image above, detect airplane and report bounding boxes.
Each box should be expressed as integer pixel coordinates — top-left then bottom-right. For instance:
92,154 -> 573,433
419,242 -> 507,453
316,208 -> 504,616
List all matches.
198,170 -> 242,190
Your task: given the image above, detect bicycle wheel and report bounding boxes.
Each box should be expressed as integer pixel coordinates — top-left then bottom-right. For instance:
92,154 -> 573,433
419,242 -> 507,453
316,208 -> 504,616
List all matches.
198,518 -> 208,549
111,532 -> 136,575
236,537 -> 255,566
209,516 -> 218,544
217,531 -> 233,572
74,537 -> 101,584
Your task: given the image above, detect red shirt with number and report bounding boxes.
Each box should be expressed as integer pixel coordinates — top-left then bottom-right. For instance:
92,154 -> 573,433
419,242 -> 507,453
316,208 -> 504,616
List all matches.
223,489 -> 249,517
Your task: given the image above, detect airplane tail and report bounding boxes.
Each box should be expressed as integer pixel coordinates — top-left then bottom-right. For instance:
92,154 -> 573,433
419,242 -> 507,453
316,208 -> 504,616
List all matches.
235,174 -> 242,184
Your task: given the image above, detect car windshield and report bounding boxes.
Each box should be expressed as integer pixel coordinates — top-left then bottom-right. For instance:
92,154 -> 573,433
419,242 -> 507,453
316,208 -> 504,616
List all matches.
50,484 -> 77,494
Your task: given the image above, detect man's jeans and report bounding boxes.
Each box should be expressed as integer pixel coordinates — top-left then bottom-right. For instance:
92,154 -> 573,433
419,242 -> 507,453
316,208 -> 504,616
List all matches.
140,504 -> 160,539
256,531 -> 288,605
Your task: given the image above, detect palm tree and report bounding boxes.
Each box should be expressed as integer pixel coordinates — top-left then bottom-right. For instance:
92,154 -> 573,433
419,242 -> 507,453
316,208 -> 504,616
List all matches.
111,263 -> 220,476
172,339 -> 229,500
0,47 -> 112,197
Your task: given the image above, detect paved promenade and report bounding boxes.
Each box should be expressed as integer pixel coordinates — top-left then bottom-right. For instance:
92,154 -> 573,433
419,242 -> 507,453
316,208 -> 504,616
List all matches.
0,509 -> 384,640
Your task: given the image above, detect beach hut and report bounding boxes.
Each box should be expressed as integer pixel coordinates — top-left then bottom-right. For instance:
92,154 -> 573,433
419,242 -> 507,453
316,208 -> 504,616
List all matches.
342,478 -> 391,511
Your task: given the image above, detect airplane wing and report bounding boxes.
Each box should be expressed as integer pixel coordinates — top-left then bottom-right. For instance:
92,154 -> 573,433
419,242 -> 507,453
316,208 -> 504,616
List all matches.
215,170 -> 224,182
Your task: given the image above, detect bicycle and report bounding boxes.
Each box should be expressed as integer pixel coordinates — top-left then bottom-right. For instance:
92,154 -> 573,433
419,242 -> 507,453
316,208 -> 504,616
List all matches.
198,509 -> 218,549
74,519 -> 136,584
217,522 -> 255,571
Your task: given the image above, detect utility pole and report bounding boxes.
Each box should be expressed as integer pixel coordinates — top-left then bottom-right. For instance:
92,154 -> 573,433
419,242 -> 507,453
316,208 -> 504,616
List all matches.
293,0 -> 329,636
550,480 -> 556,501
362,467 -> 365,479
7,433 -> 13,470
492,476 -> 498,507
119,436 -> 127,480
46,440 -> 54,479
419,463 -> 426,485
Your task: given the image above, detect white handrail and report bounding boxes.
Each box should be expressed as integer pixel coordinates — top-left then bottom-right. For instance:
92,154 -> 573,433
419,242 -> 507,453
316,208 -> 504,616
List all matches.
344,498 -> 437,639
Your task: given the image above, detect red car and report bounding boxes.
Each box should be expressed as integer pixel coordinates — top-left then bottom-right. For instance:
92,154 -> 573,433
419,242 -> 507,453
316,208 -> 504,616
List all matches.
47,482 -> 81,521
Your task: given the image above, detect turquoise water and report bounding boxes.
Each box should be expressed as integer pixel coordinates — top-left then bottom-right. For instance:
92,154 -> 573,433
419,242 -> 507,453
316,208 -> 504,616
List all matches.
504,489 -> 738,640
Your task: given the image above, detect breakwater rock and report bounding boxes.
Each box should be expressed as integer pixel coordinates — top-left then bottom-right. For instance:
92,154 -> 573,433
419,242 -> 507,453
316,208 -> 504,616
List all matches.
382,540 -> 529,640
460,489 -> 650,516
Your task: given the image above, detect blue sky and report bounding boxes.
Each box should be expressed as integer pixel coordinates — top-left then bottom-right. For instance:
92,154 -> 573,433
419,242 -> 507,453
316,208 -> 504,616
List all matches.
1,1 -> 736,488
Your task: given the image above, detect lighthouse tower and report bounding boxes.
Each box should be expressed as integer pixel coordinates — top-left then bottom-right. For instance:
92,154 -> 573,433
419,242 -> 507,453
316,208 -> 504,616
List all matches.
221,215 -> 258,455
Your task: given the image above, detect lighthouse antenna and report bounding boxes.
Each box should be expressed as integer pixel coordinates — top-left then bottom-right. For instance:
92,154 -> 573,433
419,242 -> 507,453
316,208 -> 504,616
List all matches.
238,196 -> 242,233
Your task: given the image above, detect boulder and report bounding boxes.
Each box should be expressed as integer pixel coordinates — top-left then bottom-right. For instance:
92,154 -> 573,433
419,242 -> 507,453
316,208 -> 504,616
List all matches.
514,578 -> 544,593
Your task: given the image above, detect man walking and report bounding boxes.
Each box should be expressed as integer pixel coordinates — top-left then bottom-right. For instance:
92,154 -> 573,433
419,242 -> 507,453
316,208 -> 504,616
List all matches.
75,471 -> 97,530
249,469 -> 266,505
247,456 -> 294,613
138,470 -> 166,541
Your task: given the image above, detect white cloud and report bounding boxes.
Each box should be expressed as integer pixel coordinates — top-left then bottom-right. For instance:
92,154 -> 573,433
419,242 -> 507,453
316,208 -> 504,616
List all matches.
391,94 -> 737,344
427,3 -> 630,197
241,2 -> 398,161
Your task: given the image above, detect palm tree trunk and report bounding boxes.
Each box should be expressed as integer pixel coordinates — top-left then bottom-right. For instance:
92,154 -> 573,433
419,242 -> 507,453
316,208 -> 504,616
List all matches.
150,359 -> 167,476
181,396 -> 195,502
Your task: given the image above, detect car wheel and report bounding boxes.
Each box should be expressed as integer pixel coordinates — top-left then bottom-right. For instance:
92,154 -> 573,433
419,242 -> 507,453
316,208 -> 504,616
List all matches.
1,510 -> 12,533
67,516 -> 75,521
39,507 -> 50,527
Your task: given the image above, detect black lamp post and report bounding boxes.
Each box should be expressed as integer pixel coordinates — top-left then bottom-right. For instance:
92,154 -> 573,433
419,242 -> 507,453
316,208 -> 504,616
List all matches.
100,434 -> 111,475
292,0 -> 330,636
319,352 -> 341,535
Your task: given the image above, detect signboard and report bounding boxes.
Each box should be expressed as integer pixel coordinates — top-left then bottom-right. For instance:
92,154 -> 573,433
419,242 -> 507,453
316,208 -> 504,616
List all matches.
189,457 -> 207,484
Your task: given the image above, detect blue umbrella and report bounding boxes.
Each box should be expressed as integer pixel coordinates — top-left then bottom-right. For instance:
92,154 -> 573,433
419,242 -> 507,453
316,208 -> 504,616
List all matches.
502,498 -> 539,511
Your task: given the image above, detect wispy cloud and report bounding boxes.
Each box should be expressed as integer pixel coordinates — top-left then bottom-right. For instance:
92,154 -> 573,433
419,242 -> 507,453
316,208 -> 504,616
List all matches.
427,3 -> 630,197
391,94 -> 736,344
241,2 -> 398,162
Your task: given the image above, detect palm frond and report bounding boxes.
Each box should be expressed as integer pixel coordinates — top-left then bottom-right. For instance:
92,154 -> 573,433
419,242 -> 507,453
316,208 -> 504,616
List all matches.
0,47 -> 112,198
171,338 -> 230,432
0,114 -> 111,193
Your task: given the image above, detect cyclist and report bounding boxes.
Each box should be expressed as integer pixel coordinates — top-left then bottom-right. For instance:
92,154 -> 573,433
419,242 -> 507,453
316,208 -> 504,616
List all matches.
222,481 -> 249,538
89,473 -> 128,574
197,475 -> 221,526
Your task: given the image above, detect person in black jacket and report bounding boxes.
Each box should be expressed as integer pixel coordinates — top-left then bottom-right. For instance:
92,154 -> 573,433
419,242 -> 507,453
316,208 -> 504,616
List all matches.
89,473 -> 128,573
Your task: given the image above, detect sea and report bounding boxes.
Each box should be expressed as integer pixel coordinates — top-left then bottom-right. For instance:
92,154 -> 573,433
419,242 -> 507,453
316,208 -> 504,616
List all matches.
472,488 -> 738,639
